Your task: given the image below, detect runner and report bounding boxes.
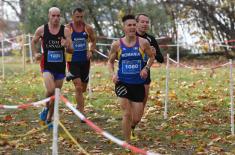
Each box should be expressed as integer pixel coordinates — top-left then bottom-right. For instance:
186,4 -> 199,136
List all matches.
65,7 -> 96,117
136,13 -> 164,106
132,13 -> 164,132
108,14 -> 155,143
32,7 -> 73,128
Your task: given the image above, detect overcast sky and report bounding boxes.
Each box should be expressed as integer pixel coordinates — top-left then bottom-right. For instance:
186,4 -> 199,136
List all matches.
2,1 -> 19,21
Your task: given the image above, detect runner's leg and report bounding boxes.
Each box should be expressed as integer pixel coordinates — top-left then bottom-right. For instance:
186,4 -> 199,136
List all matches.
43,72 -> 55,121
73,78 -> 84,113
120,97 -> 132,143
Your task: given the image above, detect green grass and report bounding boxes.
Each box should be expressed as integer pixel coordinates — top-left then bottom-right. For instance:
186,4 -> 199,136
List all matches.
0,58 -> 235,154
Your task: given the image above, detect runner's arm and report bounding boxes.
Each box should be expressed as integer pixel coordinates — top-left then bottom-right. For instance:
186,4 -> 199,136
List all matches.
87,25 -> 96,53
143,39 -> 155,70
63,27 -> 74,53
151,36 -> 164,63
108,41 -> 119,79
32,26 -> 43,60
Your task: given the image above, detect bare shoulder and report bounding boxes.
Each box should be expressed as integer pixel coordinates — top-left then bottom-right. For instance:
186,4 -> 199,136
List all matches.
85,24 -> 94,30
139,37 -> 151,52
109,40 -> 120,60
85,24 -> 95,35
33,25 -> 44,38
139,37 -> 149,45
36,25 -> 44,35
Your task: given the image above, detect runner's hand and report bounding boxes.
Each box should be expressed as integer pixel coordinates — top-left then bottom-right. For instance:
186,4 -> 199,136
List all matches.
87,51 -> 92,60
151,46 -> 156,57
60,37 -> 67,48
140,68 -> 148,79
112,73 -> 118,84
34,53 -> 42,62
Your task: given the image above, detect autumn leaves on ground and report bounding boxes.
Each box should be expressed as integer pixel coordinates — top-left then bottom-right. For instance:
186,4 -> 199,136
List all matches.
0,59 -> 235,154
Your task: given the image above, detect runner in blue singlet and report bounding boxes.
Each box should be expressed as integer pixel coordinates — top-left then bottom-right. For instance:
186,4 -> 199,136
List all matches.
108,14 -> 155,143
65,7 -> 96,117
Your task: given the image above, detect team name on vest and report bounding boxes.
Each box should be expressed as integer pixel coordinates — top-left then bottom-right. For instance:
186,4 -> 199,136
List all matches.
73,38 -> 86,48
46,40 -> 63,49
121,52 -> 141,58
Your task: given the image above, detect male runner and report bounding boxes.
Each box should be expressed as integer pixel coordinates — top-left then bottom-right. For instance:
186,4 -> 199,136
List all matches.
108,14 -> 154,143
32,7 -> 73,128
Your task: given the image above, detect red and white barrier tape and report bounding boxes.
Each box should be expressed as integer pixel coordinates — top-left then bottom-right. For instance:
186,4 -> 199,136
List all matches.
96,43 -> 112,46
159,44 -> 178,47
95,49 -> 109,59
95,49 -> 119,62
97,36 -> 118,40
159,44 -> 235,48
96,43 -> 235,48
0,96 -> 54,109
95,43 -> 235,49
169,58 -> 230,70
224,40 -> 235,43
60,95 -> 160,155
1,34 -> 31,42
194,39 -> 235,45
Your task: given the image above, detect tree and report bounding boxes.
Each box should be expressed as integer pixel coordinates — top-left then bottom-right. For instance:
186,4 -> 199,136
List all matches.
133,0 -> 174,37
4,0 -> 174,41
2,0 -> 26,24
158,0 -> 235,54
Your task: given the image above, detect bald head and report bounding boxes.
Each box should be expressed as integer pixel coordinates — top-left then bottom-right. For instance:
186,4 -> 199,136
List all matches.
48,7 -> 61,25
49,7 -> 60,15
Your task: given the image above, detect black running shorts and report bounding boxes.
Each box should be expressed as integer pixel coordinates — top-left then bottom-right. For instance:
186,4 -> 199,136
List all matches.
115,81 -> 145,102
144,70 -> 151,85
67,61 -> 90,83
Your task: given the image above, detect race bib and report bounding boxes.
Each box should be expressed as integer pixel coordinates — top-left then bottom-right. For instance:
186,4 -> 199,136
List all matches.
73,38 -> 87,51
47,50 -> 63,62
122,60 -> 141,74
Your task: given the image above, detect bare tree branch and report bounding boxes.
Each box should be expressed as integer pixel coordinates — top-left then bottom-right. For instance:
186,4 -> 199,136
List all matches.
2,0 -> 21,18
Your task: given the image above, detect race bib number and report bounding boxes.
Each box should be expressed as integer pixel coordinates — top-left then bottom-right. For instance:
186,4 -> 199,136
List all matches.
73,38 -> 86,51
122,60 -> 141,74
47,50 -> 63,62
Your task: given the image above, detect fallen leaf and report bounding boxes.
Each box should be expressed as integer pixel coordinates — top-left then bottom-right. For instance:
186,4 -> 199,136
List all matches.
4,115 -> 13,121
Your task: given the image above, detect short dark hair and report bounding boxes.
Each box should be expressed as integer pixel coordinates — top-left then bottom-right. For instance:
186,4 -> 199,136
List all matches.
135,13 -> 149,22
73,7 -> 83,14
122,14 -> 135,23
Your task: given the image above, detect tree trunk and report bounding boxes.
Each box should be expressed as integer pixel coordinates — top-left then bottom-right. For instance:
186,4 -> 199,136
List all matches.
86,5 -> 104,36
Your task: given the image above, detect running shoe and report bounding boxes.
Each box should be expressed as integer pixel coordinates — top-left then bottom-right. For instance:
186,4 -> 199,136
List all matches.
80,120 -> 86,123
39,107 -> 49,121
130,128 -> 139,141
66,72 -> 74,82
45,120 -> 53,130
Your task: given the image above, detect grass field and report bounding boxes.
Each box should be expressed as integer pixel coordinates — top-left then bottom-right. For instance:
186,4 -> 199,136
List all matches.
0,56 -> 235,154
